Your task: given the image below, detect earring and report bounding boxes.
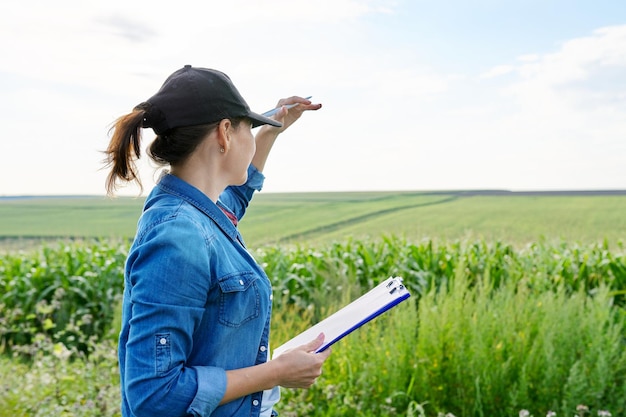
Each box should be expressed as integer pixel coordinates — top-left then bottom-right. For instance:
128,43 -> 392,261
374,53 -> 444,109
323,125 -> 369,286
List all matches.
220,147 -> 225,153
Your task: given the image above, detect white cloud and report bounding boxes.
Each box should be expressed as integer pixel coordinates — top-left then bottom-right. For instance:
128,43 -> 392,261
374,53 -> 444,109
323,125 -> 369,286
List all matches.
513,25 -> 626,86
461,25 -> 626,190
516,54 -> 540,63
480,65 -> 515,79
1,2 -> 625,195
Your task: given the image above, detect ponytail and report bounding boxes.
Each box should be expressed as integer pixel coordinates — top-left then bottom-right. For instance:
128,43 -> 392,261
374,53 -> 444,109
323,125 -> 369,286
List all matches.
104,104 -> 148,196
104,103 -> 242,196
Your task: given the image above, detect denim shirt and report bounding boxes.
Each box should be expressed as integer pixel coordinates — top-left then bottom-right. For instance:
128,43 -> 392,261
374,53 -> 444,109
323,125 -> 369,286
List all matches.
119,165 -> 275,417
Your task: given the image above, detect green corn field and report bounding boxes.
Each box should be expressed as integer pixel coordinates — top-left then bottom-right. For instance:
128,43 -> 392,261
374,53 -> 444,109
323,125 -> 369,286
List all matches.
1,193 -> 625,416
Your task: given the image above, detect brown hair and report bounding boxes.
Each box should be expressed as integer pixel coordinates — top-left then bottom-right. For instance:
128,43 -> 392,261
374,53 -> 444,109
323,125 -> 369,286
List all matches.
104,104 -> 245,195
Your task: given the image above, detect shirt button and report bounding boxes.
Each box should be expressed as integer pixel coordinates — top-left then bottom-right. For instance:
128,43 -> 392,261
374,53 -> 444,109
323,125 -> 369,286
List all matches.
159,338 -> 167,345
260,346 -> 267,352
253,400 -> 259,406
239,279 -> 244,285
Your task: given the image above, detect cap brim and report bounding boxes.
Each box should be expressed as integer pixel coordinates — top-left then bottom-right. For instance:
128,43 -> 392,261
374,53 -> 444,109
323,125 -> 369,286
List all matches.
248,111 -> 283,128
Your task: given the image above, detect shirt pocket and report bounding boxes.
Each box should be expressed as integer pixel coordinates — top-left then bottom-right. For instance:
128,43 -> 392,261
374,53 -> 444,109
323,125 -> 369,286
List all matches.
218,272 -> 260,327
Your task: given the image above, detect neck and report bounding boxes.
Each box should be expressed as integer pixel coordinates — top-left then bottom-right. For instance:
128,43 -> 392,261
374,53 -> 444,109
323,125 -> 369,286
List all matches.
170,153 -> 226,203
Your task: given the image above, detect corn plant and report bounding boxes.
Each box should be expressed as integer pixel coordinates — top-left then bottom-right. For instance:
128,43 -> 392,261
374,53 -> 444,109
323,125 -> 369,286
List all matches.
0,240 -> 128,354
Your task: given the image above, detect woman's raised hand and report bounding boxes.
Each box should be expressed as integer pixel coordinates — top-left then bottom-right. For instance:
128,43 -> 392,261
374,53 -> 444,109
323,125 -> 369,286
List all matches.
265,96 -> 322,133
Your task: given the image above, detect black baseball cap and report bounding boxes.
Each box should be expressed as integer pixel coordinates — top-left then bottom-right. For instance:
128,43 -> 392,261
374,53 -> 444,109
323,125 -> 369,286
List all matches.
141,65 -> 282,134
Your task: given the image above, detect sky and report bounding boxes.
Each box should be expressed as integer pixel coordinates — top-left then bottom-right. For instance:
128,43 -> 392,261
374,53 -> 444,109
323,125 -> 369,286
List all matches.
1,0 -> 625,196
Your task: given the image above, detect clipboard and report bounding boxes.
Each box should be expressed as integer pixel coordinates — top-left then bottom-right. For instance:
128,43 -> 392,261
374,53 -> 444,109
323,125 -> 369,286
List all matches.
272,276 -> 411,358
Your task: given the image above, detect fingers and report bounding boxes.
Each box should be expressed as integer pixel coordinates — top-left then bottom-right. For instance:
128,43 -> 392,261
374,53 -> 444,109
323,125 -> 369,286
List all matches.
273,100 -> 321,125
276,96 -> 313,108
261,95 -> 322,134
275,96 -> 321,116
273,333 -> 332,389
303,332 -> 325,353
317,345 -> 332,361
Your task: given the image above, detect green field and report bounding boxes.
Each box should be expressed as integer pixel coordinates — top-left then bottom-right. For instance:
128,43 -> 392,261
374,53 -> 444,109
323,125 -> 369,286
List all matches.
1,191 -> 625,248
2,192 -> 626,416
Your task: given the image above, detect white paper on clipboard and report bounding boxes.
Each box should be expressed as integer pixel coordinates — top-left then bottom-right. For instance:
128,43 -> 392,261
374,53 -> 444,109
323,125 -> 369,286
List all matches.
272,276 -> 411,358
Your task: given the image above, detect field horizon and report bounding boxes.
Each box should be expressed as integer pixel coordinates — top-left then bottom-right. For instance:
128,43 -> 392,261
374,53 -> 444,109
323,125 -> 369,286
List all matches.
2,189 -> 626,251
2,188 -> 626,200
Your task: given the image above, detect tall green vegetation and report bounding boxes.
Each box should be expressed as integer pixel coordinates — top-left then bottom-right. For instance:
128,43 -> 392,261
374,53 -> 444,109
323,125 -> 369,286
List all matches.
270,239 -> 626,417
410,269 -> 626,416
1,237 -> 625,416
0,240 -> 127,353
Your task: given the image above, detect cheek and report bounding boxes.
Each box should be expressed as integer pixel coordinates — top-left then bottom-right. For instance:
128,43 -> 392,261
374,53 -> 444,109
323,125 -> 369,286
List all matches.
246,133 -> 256,157
250,137 -> 256,157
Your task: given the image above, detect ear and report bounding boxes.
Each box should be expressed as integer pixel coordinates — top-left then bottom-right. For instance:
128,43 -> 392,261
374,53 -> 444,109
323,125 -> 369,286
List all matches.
216,119 -> 232,153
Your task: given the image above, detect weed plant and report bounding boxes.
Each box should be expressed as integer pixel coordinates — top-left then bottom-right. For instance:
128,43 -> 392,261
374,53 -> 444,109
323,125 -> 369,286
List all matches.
409,266 -> 626,417
273,264 -> 625,416
0,335 -> 120,416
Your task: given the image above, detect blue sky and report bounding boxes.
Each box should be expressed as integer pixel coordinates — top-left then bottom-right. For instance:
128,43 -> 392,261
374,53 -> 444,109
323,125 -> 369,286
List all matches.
1,0 -> 625,196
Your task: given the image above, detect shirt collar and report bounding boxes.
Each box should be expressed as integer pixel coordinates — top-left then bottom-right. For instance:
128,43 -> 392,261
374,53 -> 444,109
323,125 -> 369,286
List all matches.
156,173 -> 240,243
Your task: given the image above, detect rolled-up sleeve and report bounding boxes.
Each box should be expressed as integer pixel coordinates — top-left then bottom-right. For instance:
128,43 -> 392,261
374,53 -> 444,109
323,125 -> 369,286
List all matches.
123,216 -> 227,416
188,367 -> 228,415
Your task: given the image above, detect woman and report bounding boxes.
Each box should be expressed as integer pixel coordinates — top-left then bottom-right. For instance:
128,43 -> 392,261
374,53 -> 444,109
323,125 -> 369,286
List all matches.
104,65 -> 331,417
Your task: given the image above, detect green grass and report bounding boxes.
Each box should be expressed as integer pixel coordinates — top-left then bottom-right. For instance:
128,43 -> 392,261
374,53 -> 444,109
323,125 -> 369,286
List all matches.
0,197 -> 143,240
407,268 -> 626,417
246,194 -> 626,247
239,191 -> 453,245
392,195 -> 626,245
2,192 -> 626,250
